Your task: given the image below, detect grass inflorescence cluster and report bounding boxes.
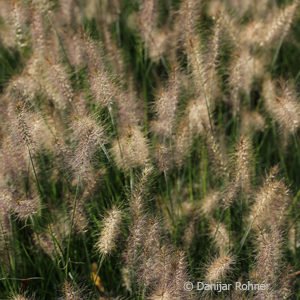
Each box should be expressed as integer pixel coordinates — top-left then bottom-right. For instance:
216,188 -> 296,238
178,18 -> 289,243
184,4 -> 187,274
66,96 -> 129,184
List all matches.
0,0 -> 300,299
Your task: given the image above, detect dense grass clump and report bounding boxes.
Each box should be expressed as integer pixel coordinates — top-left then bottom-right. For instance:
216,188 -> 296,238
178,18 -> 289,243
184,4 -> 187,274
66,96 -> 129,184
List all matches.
0,0 -> 300,299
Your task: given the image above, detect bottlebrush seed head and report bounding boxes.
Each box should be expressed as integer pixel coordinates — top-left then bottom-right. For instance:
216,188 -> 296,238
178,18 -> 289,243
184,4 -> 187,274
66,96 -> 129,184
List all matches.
253,227 -> 283,286
210,219 -> 230,255
201,190 -> 221,216
96,207 -> 122,255
264,78 -> 300,135
262,2 -> 298,47
249,165 -> 290,230
12,194 -> 40,221
62,281 -> 83,300
234,136 -> 252,192
111,125 -> 150,170
205,254 -> 234,283
70,115 -> 106,176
